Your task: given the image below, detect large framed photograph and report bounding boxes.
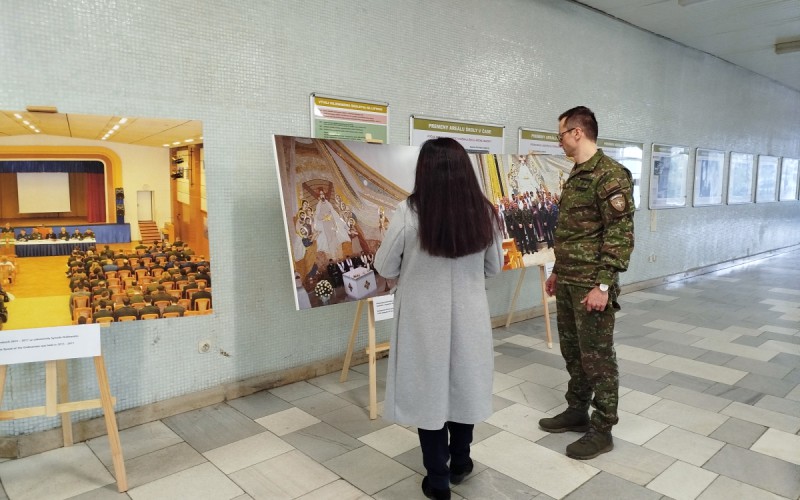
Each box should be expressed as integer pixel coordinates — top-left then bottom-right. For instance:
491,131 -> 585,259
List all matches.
649,144 -> 689,209
756,155 -> 779,203
779,157 -> 799,201
598,138 -> 644,210
692,149 -> 725,206
727,152 -> 755,204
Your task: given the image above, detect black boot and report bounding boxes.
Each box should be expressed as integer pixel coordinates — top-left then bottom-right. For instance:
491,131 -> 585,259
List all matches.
421,476 -> 451,500
538,408 -> 590,433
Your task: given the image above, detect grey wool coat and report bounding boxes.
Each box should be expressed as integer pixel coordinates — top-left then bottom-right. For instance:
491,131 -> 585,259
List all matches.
373,200 -> 503,430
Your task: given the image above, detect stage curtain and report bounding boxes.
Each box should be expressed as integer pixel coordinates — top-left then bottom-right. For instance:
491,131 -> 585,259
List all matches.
86,173 -> 107,222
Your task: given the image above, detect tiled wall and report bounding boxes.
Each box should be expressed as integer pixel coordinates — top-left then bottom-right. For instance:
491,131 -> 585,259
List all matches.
1,0 -> 798,435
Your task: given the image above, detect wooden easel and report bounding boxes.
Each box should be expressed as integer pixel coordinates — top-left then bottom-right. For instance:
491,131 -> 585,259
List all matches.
0,355 -> 128,492
504,264 -> 554,348
340,298 -> 387,419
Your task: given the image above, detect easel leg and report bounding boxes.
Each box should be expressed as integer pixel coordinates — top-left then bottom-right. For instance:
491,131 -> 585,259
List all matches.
340,300 -> 365,382
56,359 -> 73,446
366,301 -> 378,420
45,361 -> 58,417
505,267 -> 527,327
94,355 -> 128,492
539,266 -> 553,348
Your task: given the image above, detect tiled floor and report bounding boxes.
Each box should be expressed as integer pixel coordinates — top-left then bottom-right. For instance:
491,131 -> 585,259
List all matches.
1,251 -> 799,499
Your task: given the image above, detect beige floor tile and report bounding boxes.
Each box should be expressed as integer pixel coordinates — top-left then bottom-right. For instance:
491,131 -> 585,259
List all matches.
761,339 -> 800,356
619,390 -> 661,414
495,381 -> 564,412
615,344 -> 666,364
655,385 -> 731,413
613,410 -> 669,445
323,446 -> 414,495
87,421 -> 183,466
492,371 -> 525,394
503,334 -> 545,348
358,424 -> 419,458
697,475 -> 787,500
297,479 -> 371,499
0,444 -> 114,500
643,320 -> 695,333
307,370 -> 370,395
643,426 -> 725,466
506,362 -> 570,388
120,442 -> 206,489
651,355 -> 747,385
646,461 -> 718,500
471,431 -> 598,498
127,462 -> 243,500
691,338 -> 777,362
721,402 -> 800,434
683,327 -> 742,342
269,381 -> 324,402
583,438 -> 676,486
203,430 -> 294,474
485,403 -> 551,442
255,407 -> 321,436
230,449 -> 338,499
641,399 -> 728,435
750,428 -> 800,465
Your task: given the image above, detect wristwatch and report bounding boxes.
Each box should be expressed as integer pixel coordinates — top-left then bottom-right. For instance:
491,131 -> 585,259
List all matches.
598,284 -> 609,292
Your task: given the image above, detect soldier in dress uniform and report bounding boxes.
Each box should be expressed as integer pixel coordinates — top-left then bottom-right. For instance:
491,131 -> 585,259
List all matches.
540,106 -> 635,461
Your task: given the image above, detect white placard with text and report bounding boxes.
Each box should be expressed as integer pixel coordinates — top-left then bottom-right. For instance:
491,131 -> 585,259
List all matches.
0,324 -> 101,365
372,294 -> 395,321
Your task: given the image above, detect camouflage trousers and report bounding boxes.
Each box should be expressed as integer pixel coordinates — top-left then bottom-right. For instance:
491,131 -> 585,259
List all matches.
555,283 -> 619,432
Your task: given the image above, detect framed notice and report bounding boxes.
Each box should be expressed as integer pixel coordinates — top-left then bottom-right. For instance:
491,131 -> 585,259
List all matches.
779,157 -> 799,201
310,93 -> 389,143
598,138 -> 644,210
727,152 -> 755,204
756,155 -> 779,203
649,144 -> 689,209
518,128 -> 564,156
410,115 -> 504,154
692,149 -> 725,206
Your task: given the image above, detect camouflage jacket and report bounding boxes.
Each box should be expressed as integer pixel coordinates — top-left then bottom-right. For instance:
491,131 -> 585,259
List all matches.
552,149 -> 634,288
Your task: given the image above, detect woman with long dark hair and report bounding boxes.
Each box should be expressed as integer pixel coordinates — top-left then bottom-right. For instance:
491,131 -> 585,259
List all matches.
374,137 -> 503,500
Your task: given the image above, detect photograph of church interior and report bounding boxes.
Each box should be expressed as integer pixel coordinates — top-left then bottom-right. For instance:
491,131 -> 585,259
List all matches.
0,1 -> 798,500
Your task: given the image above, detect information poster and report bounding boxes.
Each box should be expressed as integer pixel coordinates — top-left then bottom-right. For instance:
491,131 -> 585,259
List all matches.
727,152 -> 755,204
779,157 -> 799,201
692,149 -> 725,206
0,324 -> 101,365
518,128 -> 564,156
649,144 -> 689,209
756,155 -> 779,203
411,116 -> 504,154
598,138 -> 644,210
310,94 -> 389,143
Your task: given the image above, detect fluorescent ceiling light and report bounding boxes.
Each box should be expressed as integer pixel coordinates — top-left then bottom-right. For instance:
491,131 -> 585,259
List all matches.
775,39 -> 800,55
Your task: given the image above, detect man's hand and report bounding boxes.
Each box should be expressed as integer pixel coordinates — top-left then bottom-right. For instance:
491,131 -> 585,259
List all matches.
545,272 -> 557,296
581,287 -> 608,312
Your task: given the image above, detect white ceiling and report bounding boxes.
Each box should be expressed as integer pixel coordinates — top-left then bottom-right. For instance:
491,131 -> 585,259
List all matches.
573,0 -> 800,92
0,110 -> 202,148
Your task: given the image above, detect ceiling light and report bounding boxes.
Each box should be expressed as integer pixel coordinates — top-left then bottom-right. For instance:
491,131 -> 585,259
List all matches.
775,39 -> 800,55
162,143 -> 170,147
112,124 -> 120,130
172,141 -> 180,145
13,113 -> 22,119
118,117 -> 128,124
22,120 -> 29,125
107,130 -> 114,135
184,139 -> 193,142
28,125 -> 35,130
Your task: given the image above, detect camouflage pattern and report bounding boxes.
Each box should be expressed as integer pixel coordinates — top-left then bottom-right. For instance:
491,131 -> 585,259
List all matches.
556,283 -> 619,432
552,149 -> 634,287
552,149 -> 634,432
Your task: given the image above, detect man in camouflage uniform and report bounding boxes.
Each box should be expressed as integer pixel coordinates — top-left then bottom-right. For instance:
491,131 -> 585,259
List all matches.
539,106 -> 635,460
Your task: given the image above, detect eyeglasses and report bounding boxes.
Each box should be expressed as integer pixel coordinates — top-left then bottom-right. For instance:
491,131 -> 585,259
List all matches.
557,128 -> 577,143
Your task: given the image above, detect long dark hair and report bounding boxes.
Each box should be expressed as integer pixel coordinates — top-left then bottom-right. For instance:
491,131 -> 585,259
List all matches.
408,138 -> 499,258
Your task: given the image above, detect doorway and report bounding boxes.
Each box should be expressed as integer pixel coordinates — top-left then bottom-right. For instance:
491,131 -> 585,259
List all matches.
137,190 -> 154,220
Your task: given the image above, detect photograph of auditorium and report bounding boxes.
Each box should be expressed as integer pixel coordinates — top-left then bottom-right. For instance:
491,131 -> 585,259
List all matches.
0,110 -> 211,328
274,135 -> 414,310
473,153 -> 570,269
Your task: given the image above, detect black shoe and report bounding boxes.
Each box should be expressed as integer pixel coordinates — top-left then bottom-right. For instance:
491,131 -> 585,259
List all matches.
566,428 -> 613,460
450,459 -> 474,485
538,408 -> 590,433
421,476 -> 451,500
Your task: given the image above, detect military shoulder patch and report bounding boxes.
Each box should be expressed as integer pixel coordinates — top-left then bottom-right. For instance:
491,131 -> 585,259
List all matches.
609,193 -> 627,212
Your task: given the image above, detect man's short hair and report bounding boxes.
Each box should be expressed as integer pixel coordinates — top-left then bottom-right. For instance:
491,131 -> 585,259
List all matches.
559,106 -> 598,142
